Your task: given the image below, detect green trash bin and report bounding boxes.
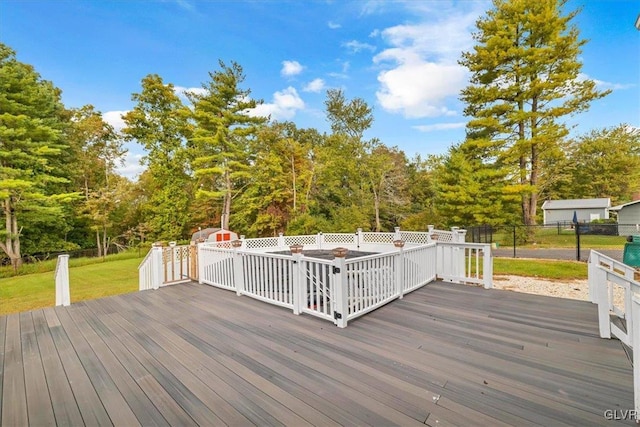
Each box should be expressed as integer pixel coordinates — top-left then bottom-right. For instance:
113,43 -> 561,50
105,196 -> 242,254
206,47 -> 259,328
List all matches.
623,236 -> 640,267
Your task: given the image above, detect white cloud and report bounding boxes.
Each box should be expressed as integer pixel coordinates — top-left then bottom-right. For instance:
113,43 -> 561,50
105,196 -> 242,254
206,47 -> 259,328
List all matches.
248,87 -> 305,120
303,78 -> 325,93
115,150 -> 145,180
343,40 -> 376,54
328,21 -> 341,29
413,122 -> 466,132
373,6 -> 484,118
578,73 -> 635,91
281,60 -> 304,77
102,110 -> 128,131
173,85 -> 207,97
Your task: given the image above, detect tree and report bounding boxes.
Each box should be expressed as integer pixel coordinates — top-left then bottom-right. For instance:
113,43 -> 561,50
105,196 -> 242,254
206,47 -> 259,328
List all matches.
122,74 -> 193,241
564,125 -> 640,204
436,143 -> 518,227
460,0 -> 608,227
68,105 -> 125,255
188,61 -> 267,230
0,43 -> 78,269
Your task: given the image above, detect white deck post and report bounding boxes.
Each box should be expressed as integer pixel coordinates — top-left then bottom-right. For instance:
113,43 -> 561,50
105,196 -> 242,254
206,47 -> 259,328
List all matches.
55,254 -> 70,306
278,232 -> 285,249
396,244 -> 405,299
483,244 -> 493,289
232,247 -> 244,296
317,232 -> 323,249
393,226 -> 401,241
333,250 -> 348,328
151,245 -> 164,290
596,267 -> 611,339
633,293 -> 640,417
587,252 -> 598,303
291,252 -> 302,315
357,228 -> 363,249
197,242 -> 205,284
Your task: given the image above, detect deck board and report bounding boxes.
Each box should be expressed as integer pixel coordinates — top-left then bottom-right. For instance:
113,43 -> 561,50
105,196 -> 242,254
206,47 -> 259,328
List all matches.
1,281 -> 636,426
20,312 -> 56,426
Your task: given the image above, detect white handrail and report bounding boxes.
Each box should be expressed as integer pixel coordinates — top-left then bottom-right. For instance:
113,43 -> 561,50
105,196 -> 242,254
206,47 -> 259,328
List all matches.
590,250 -> 640,417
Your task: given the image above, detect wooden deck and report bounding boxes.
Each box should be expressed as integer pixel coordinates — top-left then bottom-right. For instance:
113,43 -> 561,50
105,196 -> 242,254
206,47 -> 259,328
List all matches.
1,281 -> 635,426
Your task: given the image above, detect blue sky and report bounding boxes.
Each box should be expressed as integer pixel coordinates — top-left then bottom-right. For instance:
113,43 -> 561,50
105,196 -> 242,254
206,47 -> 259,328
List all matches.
1,0 -> 638,179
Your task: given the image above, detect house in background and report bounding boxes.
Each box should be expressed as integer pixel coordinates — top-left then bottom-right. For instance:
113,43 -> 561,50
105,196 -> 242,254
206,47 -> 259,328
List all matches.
541,198 -> 611,224
609,200 -> 640,236
190,227 -> 238,243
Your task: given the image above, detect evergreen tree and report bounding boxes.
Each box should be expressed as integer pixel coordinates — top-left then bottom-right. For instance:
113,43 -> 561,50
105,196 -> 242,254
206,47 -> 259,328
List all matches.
0,43 -> 78,268
188,61 -> 266,230
460,0 -> 608,226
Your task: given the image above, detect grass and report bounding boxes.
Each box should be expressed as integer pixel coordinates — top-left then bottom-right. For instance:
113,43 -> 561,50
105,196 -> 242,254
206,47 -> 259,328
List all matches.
493,257 -> 587,280
0,249 -> 146,278
493,227 -> 627,249
0,257 -> 140,316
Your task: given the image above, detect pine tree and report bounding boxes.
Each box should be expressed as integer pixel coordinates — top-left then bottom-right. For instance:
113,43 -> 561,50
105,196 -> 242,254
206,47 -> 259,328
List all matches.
188,61 -> 266,230
460,0 -> 608,226
0,44 -> 77,269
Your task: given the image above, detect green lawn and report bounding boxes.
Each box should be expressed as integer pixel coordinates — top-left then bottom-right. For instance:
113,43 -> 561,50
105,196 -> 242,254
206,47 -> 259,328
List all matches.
0,257 -> 140,316
493,228 -> 626,249
493,258 -> 587,280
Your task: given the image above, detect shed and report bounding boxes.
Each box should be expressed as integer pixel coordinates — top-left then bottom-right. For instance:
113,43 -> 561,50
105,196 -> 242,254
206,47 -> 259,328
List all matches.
541,198 -> 611,225
609,200 -> 640,236
190,227 -> 238,243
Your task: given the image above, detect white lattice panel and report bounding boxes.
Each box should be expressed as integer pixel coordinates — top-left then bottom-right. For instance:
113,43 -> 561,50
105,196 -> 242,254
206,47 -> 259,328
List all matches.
245,237 -> 280,249
284,235 -> 317,246
431,230 -> 453,242
399,231 -> 430,244
324,233 -> 357,244
362,232 -> 394,243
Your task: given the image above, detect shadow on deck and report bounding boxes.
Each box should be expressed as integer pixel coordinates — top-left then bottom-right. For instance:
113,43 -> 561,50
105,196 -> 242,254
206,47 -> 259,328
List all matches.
1,281 -> 634,426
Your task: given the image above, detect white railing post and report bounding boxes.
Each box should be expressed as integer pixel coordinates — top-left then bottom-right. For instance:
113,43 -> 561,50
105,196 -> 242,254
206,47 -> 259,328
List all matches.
633,293 -> 640,418
333,250 -> 348,328
151,245 -> 164,290
595,267 -> 611,339
450,227 -> 460,242
457,229 -> 467,243
291,252 -> 302,315
393,226 -> 401,241
197,242 -> 205,284
55,254 -> 70,306
482,245 -> 493,289
357,228 -> 363,249
240,235 -> 246,249
396,243 -> 405,299
587,252 -> 598,303
317,232 -> 324,249
232,246 -> 244,296
278,232 -> 285,249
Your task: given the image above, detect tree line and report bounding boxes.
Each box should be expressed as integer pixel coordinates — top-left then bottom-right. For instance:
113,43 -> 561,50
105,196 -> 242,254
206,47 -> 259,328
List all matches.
2,0 -> 639,269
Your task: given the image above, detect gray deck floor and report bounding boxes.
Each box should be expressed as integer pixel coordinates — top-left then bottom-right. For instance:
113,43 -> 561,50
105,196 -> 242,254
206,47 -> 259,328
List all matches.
0,281 -> 635,426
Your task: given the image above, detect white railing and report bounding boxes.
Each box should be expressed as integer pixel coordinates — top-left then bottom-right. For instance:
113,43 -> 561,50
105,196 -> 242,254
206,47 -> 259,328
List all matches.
589,250 -> 640,417
345,251 -> 399,321
199,245 -> 236,290
55,254 -> 70,306
589,251 -> 640,344
139,227 -> 494,327
403,244 -> 438,293
437,242 -> 492,289
242,251 -> 295,309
